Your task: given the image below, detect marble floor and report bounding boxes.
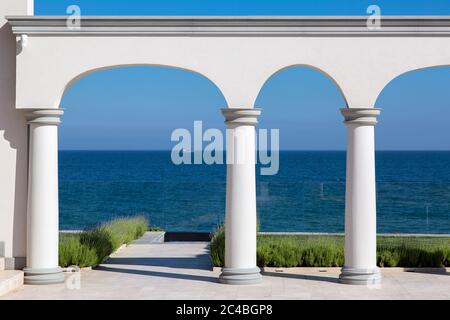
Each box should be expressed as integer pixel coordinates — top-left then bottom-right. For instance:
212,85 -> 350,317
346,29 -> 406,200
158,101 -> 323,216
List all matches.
3,237 -> 450,300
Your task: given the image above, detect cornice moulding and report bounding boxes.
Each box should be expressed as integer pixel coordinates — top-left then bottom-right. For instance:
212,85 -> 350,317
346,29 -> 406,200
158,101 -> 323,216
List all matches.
6,16 -> 450,36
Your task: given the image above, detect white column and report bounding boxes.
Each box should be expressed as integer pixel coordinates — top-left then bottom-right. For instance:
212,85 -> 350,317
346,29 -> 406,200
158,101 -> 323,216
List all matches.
339,108 -> 381,285
24,109 -> 65,285
219,108 -> 262,285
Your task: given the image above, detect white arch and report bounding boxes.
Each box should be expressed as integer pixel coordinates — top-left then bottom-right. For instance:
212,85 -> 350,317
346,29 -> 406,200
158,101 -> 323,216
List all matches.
61,64 -> 228,107
375,64 -> 450,106
255,64 -> 350,107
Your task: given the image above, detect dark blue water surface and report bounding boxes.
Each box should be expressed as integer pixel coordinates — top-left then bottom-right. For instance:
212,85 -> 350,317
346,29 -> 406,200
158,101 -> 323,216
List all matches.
59,151 -> 450,234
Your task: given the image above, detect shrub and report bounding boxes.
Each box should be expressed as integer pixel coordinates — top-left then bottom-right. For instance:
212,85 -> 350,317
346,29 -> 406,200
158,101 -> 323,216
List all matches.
59,215 -> 149,268
210,225 -> 225,267
209,231 -> 450,268
59,234 -> 98,268
256,245 -> 272,267
377,249 -> 401,267
79,227 -> 114,265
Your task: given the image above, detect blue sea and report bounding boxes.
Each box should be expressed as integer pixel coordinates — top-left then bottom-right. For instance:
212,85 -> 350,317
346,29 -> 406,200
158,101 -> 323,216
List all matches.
59,151 -> 450,234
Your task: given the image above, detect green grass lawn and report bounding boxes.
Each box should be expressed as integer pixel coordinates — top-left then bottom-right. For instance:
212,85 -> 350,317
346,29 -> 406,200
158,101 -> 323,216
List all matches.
210,226 -> 450,268
59,216 -> 148,268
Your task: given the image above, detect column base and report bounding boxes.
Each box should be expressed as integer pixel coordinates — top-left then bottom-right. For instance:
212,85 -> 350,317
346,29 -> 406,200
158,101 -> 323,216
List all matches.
219,267 -> 262,285
339,266 -> 381,285
23,267 -> 65,285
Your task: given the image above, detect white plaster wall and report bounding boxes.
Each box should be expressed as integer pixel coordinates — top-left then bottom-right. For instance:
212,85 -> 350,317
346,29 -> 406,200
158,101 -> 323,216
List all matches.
0,0 -> 32,266
15,35 -> 450,110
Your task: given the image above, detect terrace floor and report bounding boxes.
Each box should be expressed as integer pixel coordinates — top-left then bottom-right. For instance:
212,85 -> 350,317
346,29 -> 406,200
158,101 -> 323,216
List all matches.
2,234 -> 450,300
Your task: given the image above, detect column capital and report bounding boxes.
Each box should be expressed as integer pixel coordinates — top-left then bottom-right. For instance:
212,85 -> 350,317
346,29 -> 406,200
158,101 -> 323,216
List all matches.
221,108 -> 262,126
26,109 -> 64,126
340,108 -> 381,126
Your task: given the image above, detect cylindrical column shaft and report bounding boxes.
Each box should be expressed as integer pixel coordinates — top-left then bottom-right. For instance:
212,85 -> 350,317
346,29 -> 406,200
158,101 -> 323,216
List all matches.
339,108 -> 381,285
219,108 -> 262,285
24,109 -> 64,285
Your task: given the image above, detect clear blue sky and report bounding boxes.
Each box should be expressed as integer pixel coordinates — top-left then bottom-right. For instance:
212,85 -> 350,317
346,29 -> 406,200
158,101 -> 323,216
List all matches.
36,0 -> 450,150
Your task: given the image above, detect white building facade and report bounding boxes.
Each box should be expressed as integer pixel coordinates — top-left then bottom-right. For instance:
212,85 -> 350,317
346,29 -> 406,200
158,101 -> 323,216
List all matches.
1,0 -> 450,285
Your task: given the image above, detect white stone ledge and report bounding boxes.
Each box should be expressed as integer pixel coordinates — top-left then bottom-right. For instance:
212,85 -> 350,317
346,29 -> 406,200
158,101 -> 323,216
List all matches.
263,267 -> 450,273
212,266 -> 450,273
6,16 -> 450,36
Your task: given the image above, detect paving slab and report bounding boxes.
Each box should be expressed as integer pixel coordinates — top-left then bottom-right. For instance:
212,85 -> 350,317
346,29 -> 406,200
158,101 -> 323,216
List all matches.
132,231 -> 165,244
0,271 -> 24,297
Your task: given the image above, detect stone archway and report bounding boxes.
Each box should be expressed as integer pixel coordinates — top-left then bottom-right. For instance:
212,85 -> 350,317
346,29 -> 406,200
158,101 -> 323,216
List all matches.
4,14 -> 450,285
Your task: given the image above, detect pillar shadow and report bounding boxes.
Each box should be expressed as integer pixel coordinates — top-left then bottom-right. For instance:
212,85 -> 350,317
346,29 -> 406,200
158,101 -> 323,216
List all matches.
262,271 -> 340,284
402,268 -> 450,276
104,255 -> 213,270
95,265 -> 219,283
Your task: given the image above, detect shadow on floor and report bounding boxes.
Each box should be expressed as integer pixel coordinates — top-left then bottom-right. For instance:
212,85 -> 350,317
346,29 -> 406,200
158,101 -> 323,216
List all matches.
104,255 -> 213,270
262,271 -> 340,284
402,268 -> 450,276
96,265 -> 219,283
